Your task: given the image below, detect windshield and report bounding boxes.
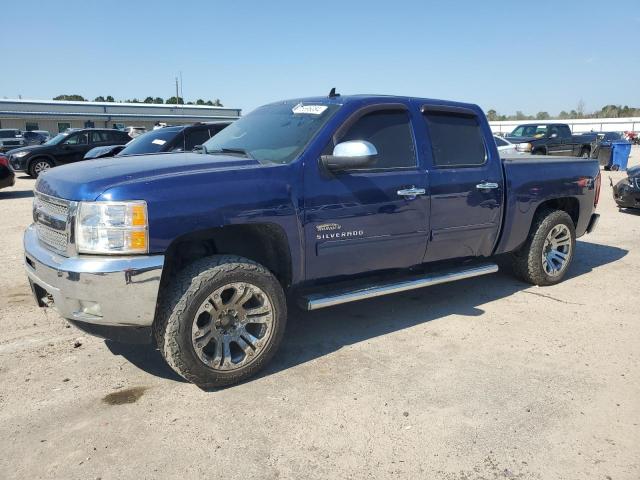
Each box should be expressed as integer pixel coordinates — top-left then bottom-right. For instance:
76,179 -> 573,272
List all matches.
119,128 -> 180,155
44,133 -> 69,145
510,125 -> 548,138
202,102 -> 341,164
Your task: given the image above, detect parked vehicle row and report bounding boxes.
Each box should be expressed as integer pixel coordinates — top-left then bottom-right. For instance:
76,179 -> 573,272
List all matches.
23,92 -> 602,387
7,129 -> 132,177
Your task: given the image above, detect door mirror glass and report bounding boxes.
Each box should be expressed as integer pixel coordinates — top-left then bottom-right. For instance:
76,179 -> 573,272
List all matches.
550,133 -> 558,138
320,140 -> 378,171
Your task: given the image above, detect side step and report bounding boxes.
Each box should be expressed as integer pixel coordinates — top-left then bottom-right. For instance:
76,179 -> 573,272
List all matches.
301,263 -> 499,311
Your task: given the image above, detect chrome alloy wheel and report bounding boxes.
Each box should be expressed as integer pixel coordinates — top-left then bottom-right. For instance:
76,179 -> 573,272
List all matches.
33,161 -> 51,175
541,224 -> 572,277
191,282 -> 274,371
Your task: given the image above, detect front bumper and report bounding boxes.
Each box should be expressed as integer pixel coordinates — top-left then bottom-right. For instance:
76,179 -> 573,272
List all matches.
8,154 -> 27,171
24,224 -> 164,330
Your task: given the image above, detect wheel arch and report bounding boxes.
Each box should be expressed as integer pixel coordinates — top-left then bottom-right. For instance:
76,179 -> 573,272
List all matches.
159,223 -> 293,292
532,197 -> 580,227
27,154 -> 56,170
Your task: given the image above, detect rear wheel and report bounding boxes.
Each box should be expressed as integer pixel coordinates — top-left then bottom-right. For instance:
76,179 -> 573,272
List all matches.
154,255 -> 287,388
28,158 -> 53,178
511,209 -> 576,286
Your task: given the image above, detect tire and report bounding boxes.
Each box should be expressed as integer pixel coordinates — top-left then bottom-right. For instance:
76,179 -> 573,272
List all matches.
510,209 -> 576,286
154,255 -> 287,388
611,165 -> 619,171
532,149 -> 545,156
28,158 -> 53,178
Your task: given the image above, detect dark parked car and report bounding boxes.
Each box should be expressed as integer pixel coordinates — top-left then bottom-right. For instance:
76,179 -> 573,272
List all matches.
506,123 -> 596,157
83,122 -> 232,160
0,129 -> 25,152
7,128 -> 132,178
22,131 -> 48,146
613,165 -> 640,210
0,153 -> 15,191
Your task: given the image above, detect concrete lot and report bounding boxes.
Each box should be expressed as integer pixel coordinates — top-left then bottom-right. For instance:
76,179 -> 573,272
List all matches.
0,150 -> 638,480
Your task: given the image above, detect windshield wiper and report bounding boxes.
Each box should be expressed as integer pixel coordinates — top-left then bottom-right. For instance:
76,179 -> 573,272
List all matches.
207,147 -> 254,159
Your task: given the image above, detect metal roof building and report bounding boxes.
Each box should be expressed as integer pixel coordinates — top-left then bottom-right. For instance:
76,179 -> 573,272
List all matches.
0,98 -> 241,134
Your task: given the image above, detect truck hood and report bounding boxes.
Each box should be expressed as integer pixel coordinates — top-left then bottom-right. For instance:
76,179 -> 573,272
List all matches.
36,152 -> 262,201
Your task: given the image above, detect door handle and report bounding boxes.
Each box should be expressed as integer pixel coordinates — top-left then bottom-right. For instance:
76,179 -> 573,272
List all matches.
397,187 -> 426,199
476,182 -> 499,190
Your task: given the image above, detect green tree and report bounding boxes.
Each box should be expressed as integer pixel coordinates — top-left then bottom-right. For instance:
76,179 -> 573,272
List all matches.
195,99 -> 206,105
486,109 -> 499,121
94,96 -> 106,102
143,96 -> 155,103
212,99 -> 223,107
106,96 -> 115,102
53,94 -> 86,101
535,111 -> 550,120
165,96 -> 184,105
153,97 -> 164,104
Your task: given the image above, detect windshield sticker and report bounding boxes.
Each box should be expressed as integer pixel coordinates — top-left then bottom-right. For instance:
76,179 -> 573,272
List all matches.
151,139 -> 166,145
292,103 -> 328,115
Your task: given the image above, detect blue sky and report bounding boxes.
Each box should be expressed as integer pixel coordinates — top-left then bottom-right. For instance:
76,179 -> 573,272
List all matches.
1,0 -> 639,115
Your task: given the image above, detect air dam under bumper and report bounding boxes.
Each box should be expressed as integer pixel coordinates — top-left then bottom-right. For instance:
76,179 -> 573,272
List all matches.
23,224 -> 164,330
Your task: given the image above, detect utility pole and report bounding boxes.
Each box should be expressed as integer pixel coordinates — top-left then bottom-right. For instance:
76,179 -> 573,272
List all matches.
175,77 -> 179,106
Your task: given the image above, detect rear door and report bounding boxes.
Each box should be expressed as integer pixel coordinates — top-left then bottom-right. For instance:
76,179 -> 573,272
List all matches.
420,104 -> 503,262
303,104 -> 429,280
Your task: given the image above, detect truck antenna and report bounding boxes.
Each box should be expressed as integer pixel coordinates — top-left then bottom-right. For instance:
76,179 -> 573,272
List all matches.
328,87 -> 340,98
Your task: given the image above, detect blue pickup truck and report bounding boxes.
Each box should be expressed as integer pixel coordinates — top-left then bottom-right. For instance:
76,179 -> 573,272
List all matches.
25,93 -> 601,387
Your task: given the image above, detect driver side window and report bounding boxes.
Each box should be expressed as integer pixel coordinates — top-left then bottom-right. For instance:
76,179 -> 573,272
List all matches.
65,133 -> 88,145
338,110 -> 416,169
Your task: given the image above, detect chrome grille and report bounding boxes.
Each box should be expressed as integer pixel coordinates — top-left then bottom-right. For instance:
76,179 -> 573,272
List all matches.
35,223 -> 68,252
33,192 -> 71,254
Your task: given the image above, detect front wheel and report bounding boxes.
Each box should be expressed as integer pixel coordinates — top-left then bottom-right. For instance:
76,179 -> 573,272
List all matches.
154,255 -> 287,388
28,158 -> 53,178
511,209 -> 576,286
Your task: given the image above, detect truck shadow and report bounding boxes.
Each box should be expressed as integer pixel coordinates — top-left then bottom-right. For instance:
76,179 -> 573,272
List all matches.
0,189 -> 34,199
104,241 -> 627,388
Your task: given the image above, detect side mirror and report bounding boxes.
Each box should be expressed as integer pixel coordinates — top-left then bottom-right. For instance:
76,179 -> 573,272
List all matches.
320,140 -> 378,171
192,144 -> 204,153
550,133 -> 558,139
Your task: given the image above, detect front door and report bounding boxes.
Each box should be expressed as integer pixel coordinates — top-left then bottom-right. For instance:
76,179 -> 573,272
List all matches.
303,105 -> 429,280
57,131 -> 90,164
420,104 -> 503,262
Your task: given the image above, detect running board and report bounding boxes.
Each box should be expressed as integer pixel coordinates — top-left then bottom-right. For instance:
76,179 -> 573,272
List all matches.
301,263 -> 499,311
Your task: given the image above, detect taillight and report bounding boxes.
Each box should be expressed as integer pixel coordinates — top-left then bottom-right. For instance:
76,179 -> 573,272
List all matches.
594,172 -> 601,208
0,155 -> 8,168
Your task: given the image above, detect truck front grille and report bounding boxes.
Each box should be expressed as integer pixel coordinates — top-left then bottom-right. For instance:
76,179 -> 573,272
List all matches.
33,192 -> 71,254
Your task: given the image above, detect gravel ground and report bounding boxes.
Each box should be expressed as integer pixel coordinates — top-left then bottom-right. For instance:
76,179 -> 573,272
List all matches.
0,149 -> 638,480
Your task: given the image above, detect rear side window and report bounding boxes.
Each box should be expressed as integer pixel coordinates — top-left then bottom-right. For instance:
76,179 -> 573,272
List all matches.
90,131 -> 110,143
494,136 -> 508,147
340,110 -> 416,169
185,128 -> 211,150
424,112 -> 486,167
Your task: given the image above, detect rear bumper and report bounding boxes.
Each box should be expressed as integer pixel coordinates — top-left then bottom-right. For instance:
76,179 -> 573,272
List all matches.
24,225 -> 164,332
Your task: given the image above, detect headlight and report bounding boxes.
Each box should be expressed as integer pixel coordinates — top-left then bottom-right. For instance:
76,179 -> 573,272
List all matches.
13,151 -> 29,158
516,142 -> 532,152
76,201 -> 148,254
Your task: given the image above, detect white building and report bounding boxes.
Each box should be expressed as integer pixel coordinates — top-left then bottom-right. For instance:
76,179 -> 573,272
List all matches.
490,117 -> 640,134
0,98 -> 241,134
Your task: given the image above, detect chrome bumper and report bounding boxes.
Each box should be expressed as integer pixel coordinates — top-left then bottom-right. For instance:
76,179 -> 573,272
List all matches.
24,224 -> 164,327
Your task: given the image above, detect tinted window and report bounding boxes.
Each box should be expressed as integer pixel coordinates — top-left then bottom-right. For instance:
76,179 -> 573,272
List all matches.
0,130 -> 19,138
208,123 -> 229,137
185,128 -> 211,150
340,110 -> 416,169
64,132 -> 88,145
558,125 -> 572,138
494,136 -> 508,147
90,131 -> 110,143
510,125 -> 548,138
118,128 -> 181,155
424,112 -> 486,167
